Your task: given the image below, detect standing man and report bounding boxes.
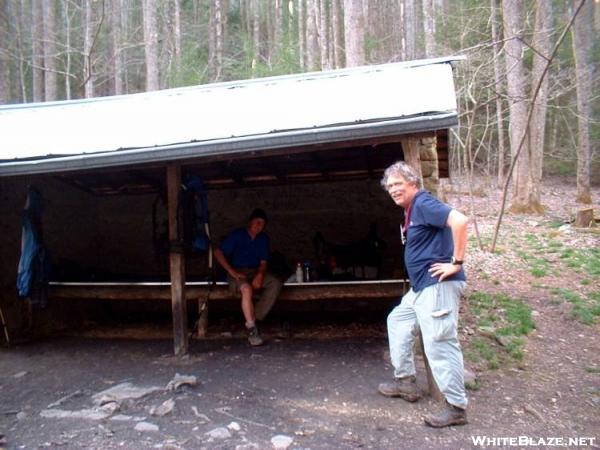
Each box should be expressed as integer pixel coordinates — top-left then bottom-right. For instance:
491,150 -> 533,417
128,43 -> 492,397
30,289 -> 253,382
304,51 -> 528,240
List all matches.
378,161 -> 469,428
214,208 -> 282,346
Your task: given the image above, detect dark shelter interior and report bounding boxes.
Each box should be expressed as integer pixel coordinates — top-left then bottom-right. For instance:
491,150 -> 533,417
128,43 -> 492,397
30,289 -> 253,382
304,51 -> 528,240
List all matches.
0,134 -> 451,340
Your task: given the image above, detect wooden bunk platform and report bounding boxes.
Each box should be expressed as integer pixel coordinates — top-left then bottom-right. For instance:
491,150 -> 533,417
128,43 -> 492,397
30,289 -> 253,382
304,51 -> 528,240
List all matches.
48,279 -> 408,302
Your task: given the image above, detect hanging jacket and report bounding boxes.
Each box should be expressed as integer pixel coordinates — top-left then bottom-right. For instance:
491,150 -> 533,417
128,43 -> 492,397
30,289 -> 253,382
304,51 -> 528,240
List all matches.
16,187 -> 50,305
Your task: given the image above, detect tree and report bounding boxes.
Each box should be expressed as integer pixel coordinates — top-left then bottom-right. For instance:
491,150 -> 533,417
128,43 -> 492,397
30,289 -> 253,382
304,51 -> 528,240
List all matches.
343,0 -> 365,67
111,0 -> 124,95
490,0 -> 506,186
318,0 -> 330,70
572,0 -> 593,204
403,0 -> 416,60
306,0 -> 319,70
0,0 -> 10,104
422,0 -> 435,57
529,0 -> 552,203
83,0 -> 96,98
42,0 -> 58,101
143,0 -> 159,91
209,0 -> 225,81
32,0 -> 44,102
331,0 -> 344,68
502,0 -> 541,213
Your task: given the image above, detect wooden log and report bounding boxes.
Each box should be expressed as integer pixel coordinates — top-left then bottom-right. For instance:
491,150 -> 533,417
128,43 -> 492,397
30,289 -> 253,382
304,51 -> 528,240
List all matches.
167,165 -> 188,356
574,207 -> 595,228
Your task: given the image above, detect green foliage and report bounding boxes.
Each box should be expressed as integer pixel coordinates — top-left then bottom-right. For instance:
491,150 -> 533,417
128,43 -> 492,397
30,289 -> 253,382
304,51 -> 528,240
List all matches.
552,288 -> 600,325
559,248 -> 600,277
468,338 -> 499,370
466,292 -> 535,369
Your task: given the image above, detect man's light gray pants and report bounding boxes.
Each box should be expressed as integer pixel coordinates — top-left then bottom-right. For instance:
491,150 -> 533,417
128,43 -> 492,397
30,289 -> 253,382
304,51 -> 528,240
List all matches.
387,281 -> 468,409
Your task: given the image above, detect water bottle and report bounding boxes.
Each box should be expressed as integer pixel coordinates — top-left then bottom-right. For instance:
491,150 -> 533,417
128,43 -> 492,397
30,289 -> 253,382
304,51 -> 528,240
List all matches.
303,261 -> 312,282
295,262 -> 303,283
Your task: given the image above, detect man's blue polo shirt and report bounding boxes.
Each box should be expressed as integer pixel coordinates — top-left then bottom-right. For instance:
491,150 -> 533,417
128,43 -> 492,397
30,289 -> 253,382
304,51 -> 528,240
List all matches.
219,227 -> 269,269
404,190 -> 466,292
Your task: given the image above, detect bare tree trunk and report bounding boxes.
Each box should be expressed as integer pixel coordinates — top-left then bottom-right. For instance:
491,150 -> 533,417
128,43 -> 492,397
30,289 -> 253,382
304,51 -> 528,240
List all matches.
298,0 -> 305,69
12,0 -> 28,102
209,0 -> 224,80
0,0 -> 10,103
306,0 -> 319,70
252,0 -> 260,71
503,0 -> 539,213
318,0 -> 330,70
42,0 -> 58,101
403,0 -> 416,60
172,0 -> 182,75
572,0 -> 593,204
32,0 -> 44,102
111,0 -> 124,95
83,0 -> 95,98
491,0 -> 506,186
215,0 -> 224,80
332,0 -> 344,68
274,0 -> 283,58
343,0 -> 365,67
143,0 -> 160,91
422,0 -> 435,57
529,0 -> 552,200
594,0 -> 600,31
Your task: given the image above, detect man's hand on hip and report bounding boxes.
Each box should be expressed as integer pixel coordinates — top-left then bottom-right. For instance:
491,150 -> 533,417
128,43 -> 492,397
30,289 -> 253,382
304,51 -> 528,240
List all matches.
429,262 -> 461,282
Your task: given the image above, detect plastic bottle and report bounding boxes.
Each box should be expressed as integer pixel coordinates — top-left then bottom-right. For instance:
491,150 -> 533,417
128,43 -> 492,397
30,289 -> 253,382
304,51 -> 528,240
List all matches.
303,261 -> 311,282
295,262 -> 303,283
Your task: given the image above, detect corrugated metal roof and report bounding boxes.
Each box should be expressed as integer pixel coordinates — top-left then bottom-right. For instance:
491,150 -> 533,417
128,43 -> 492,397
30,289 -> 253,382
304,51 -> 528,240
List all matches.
0,56 -> 463,177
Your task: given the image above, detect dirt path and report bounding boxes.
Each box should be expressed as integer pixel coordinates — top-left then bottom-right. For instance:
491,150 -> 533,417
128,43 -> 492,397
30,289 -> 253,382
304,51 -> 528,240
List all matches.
1,177 -> 599,449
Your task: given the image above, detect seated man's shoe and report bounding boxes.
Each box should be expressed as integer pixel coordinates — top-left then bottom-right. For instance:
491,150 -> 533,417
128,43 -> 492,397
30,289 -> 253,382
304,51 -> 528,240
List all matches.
377,376 -> 421,402
423,402 -> 467,428
247,326 -> 264,346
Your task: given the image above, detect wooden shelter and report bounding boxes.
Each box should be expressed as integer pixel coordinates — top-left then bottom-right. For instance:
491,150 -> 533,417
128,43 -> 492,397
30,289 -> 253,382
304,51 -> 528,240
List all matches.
0,57 -> 463,355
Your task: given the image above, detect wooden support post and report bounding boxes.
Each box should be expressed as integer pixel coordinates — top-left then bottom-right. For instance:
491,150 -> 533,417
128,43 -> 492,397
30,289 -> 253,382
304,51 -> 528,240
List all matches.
400,136 -> 424,186
418,331 -> 444,402
167,165 -> 188,356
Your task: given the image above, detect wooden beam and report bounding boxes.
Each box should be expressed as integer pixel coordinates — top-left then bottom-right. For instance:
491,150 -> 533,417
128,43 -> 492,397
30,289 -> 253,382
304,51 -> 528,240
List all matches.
167,164 -> 188,356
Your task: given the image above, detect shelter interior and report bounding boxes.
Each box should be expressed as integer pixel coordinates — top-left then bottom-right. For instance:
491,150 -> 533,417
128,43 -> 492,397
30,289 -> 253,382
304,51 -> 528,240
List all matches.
0,131 -> 449,336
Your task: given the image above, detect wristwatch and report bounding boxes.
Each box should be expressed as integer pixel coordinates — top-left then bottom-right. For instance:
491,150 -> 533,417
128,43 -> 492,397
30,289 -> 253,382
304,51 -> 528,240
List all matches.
451,256 -> 464,265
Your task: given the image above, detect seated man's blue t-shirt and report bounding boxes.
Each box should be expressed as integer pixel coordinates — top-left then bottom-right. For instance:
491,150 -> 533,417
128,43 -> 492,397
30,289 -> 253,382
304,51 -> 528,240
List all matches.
404,190 -> 466,292
220,227 -> 269,269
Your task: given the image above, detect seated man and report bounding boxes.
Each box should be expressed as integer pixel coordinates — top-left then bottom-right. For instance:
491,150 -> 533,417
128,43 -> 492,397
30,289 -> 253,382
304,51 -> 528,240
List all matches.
213,208 -> 282,346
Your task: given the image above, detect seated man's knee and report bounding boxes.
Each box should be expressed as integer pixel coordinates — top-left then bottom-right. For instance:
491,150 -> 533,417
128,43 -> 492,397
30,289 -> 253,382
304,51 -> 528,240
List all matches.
240,284 -> 252,296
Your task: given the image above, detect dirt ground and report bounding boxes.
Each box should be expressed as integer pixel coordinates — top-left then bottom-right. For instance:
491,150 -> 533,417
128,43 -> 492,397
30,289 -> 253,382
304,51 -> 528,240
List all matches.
1,177 -> 599,450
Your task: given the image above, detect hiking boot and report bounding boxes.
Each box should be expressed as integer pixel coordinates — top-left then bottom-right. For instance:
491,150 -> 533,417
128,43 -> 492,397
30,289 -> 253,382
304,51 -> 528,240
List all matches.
247,326 -> 264,346
423,402 -> 467,428
377,376 -> 422,402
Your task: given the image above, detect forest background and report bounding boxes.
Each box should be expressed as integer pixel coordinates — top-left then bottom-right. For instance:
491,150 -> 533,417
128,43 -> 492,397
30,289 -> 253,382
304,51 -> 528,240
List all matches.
0,0 -> 598,220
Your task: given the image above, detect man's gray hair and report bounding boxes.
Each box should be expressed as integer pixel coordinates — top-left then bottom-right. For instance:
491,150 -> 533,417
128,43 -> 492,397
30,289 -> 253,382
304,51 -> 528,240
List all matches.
380,161 -> 422,190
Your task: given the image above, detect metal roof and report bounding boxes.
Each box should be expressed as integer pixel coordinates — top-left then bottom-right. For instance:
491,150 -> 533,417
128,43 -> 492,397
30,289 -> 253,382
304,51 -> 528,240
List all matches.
0,56 -> 463,177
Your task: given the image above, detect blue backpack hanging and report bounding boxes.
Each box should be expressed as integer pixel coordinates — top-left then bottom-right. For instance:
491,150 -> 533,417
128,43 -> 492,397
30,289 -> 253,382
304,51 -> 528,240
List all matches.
16,186 -> 51,305
181,174 -> 210,253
